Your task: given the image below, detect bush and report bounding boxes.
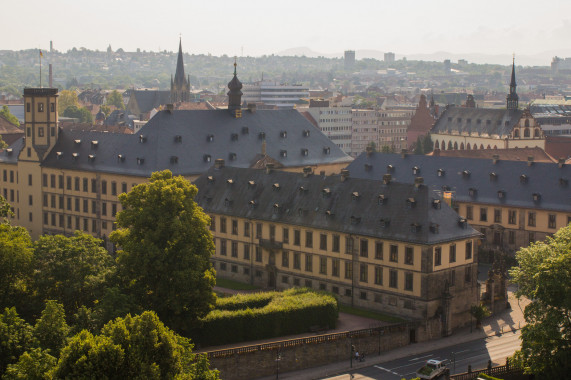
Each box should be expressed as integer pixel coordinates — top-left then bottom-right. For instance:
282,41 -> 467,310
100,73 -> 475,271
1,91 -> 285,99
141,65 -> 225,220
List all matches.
193,288 -> 338,346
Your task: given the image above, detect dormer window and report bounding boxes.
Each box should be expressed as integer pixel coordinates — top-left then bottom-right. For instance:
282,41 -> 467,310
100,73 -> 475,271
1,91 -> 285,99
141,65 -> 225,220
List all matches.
280,131 -> 287,138
88,154 -> 95,162
437,169 -> 445,177
139,135 -> 147,143
430,223 -> 439,234
298,186 -> 308,193
351,192 -> 360,201
170,156 -> 178,164
432,199 -> 441,209
325,210 -> 334,219
280,150 -> 287,157
174,135 -> 182,143
229,152 -> 237,161
350,216 -> 361,225
322,188 -> 331,198
364,163 -> 372,171
520,174 -> 528,184
468,188 -> 477,197
207,176 -> 215,183
406,198 -> 416,208
303,130 -> 310,137
248,180 -> 256,187
477,119 -> 481,124
56,152 -> 63,159
249,200 -> 257,209
117,154 -> 125,162
301,148 -> 308,156
231,133 -> 239,141
224,198 -> 233,207
378,194 -> 386,205
323,147 -> 330,155
273,183 -> 280,191
458,217 -> 467,228
207,134 -> 214,142
462,170 -> 471,178
442,185 -> 451,191
137,157 -> 145,165
273,203 -> 281,214
387,164 -> 394,172
489,172 -> 498,181
412,166 -> 420,175
560,178 -> 569,187
91,141 -> 98,149
379,218 -> 390,228
532,193 -> 541,202
72,153 -> 79,161
203,154 -> 211,162
242,127 -> 249,134
497,190 -> 506,199
74,139 -> 81,145
258,132 -> 266,140
226,179 -> 234,185
297,208 -> 305,216
410,223 -> 421,232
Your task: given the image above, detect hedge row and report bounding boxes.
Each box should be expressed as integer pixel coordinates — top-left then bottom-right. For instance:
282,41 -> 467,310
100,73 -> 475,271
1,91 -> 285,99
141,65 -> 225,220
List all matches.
193,288 -> 338,347
215,292 -> 275,311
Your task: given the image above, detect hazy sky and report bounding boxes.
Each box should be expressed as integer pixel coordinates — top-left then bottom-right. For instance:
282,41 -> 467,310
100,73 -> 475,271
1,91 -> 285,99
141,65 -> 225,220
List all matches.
5,0 -> 571,64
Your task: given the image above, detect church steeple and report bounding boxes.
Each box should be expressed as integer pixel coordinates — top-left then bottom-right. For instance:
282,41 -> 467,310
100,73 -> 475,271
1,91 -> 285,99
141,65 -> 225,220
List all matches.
506,57 -> 519,110
227,58 -> 243,117
171,37 -> 191,103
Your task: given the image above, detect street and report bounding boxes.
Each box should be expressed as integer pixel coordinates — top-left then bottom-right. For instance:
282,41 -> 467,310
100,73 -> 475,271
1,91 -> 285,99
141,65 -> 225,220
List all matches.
321,330 -> 521,380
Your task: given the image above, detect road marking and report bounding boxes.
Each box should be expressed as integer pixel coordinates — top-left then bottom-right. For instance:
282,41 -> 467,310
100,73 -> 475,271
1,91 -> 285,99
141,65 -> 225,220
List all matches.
455,349 -> 470,354
409,354 -> 433,361
374,365 -> 402,377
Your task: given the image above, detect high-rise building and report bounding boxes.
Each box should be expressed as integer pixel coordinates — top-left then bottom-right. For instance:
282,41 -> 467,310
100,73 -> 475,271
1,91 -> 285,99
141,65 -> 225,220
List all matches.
344,50 -> 355,69
384,52 -> 395,62
242,81 -> 309,109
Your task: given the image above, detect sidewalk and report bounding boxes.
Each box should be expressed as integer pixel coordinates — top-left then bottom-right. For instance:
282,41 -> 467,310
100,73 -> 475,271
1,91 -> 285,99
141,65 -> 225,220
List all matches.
255,284 -> 528,380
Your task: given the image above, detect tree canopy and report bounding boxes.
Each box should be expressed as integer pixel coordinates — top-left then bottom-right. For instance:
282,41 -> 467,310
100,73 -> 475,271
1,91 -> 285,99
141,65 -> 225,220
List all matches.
111,170 -> 216,334
0,224 -> 33,309
57,90 -> 79,114
510,224 -> 571,378
0,105 -> 19,127
106,90 -> 125,109
62,105 -> 93,123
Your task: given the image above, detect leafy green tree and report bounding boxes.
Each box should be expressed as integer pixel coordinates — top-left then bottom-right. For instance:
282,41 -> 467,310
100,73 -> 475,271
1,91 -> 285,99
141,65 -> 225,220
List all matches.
57,90 -> 79,114
33,301 -> 69,356
3,348 -> 56,380
413,136 -> 424,155
32,232 -> 114,315
470,303 -> 491,328
0,136 -> 7,150
422,133 -> 433,154
510,224 -> 571,378
0,195 -> 13,224
0,225 -> 33,308
0,308 -> 37,374
110,170 -> 216,333
62,105 -> 93,123
106,90 -> 125,109
0,105 -> 19,127
99,104 -> 111,117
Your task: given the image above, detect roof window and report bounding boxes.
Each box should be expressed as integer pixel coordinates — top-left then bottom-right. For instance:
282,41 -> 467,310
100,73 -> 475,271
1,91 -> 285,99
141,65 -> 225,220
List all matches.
387,164 -> 394,172
379,218 -> 390,228
88,154 -> 95,162
74,139 -> 81,145
378,194 -> 387,205
229,152 -> 237,161
280,131 -> 287,138
520,174 -> 528,184
170,156 -> 178,164
410,223 -> 421,232
323,147 -> 330,155
117,154 -> 125,162
303,130 -> 310,137
301,148 -> 308,156
207,176 -> 214,183
489,172 -> 498,181
430,223 -> 439,234
137,157 -> 144,165
468,188 -> 477,197
72,153 -> 79,160
226,179 -> 234,185
56,151 -> 63,159
231,133 -> 239,141
458,217 -> 467,229
462,170 -> 471,178
497,190 -> 506,199
206,134 -> 214,142
412,166 -> 420,175
258,131 -> 266,140
273,203 -> 281,214
322,188 -> 331,198
174,135 -> 182,143
532,193 -> 541,202
432,199 -> 441,209
139,135 -> 147,143
351,192 -> 360,201
203,154 -> 211,162
273,183 -> 280,191
248,180 -> 256,187
249,200 -> 257,209
350,216 -> 361,225
364,163 -> 372,171
437,169 -> 445,177
224,198 -> 233,207
406,198 -> 416,208
241,127 -> 249,135
91,141 -> 98,148
559,177 -> 569,187
280,150 -> 287,157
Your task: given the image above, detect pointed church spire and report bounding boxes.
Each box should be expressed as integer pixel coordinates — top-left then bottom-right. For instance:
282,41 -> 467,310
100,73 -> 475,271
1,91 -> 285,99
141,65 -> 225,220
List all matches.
171,37 -> 190,103
227,57 -> 243,117
507,55 -> 519,110
174,37 -> 185,86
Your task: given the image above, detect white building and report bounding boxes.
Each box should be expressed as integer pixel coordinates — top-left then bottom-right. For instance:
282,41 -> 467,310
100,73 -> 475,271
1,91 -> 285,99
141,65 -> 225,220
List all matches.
304,102 -> 352,153
242,81 -> 309,109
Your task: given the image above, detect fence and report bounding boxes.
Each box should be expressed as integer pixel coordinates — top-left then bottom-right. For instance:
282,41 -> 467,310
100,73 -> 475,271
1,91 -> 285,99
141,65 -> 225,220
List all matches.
451,363 -> 528,380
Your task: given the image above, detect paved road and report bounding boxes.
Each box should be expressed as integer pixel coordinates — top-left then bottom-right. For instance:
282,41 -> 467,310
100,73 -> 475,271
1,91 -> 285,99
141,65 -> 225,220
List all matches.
321,330 -> 521,380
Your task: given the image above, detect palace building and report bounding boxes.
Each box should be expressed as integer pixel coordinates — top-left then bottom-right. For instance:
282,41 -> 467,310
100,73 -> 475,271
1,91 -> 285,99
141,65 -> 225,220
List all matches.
194,164 -> 481,331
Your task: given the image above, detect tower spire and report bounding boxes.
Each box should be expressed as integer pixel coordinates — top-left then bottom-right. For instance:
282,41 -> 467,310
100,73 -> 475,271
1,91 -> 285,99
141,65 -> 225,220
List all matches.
506,55 -> 519,110
227,57 -> 243,117
171,37 -> 190,103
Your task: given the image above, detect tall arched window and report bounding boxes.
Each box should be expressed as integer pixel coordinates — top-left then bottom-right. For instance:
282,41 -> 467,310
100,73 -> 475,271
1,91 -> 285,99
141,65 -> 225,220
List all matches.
448,141 -> 453,150
514,129 -> 520,138
525,119 -> 530,127
524,128 -> 530,138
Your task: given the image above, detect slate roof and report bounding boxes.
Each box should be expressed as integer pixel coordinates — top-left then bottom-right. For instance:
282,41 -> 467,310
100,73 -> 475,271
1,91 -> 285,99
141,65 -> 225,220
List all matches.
346,153 -> 571,213
430,147 -> 556,163
431,107 -> 523,138
194,166 -> 480,245
21,109 -> 351,177
128,90 -> 171,115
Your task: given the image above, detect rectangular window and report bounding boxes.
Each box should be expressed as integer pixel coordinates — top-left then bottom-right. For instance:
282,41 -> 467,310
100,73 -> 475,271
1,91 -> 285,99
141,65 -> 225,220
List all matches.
466,205 -> 473,220
42,173 -> 47,186
305,231 -> 313,248
508,210 -> 517,225
390,245 -> 398,262
219,239 -> 227,256
374,266 -> 383,285
293,252 -> 301,269
282,250 -> 289,267
282,227 -> 289,244
220,263 -> 227,271
121,182 -> 127,194
465,267 -> 472,283
83,178 -> 88,192
269,225 -> 275,240
92,219 -> 97,232
83,218 -> 88,231
332,234 -> 340,252
494,209 -> 502,223
508,230 -> 515,244
28,174 -> 32,186
528,212 -> 536,227
345,237 -> 354,255
38,103 -> 44,112
101,180 -> 107,194
102,202 -> 107,216
360,239 -> 368,257
405,246 -> 414,265
405,273 -> 413,291
305,254 -> 313,272
332,259 -> 340,277
255,246 -> 262,262
243,243 -> 250,260
231,265 -> 238,273
529,232 -> 535,244
231,220 -> 238,235
344,261 -> 353,279
465,241 -> 473,260
375,242 -> 383,260
548,214 -> 556,229
319,256 -> 327,274
50,174 -> 56,188
231,241 -> 238,257
50,195 -> 56,208
111,204 -> 117,217
435,247 -> 442,266
91,179 -> 97,193
220,217 -> 227,233
449,244 -> 456,263
28,195 -> 33,206
320,234 -> 327,250
243,221 -> 250,237
256,223 -> 262,238
282,276 -> 289,284
111,181 -> 117,195
294,230 -> 301,246
83,199 -> 88,213
38,127 -> 44,137
27,102 -> 30,112
66,176 -> 72,190
360,263 -> 368,282
91,200 -> 97,214
480,207 -> 487,222
74,177 -> 80,191
389,270 -> 398,288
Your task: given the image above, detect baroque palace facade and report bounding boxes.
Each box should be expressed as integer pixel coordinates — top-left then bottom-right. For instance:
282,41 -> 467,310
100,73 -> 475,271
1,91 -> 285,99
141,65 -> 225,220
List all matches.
194,164 -> 481,330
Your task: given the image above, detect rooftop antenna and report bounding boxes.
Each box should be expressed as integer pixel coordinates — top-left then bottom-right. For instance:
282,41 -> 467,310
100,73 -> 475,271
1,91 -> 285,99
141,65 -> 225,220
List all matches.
39,48 -> 43,87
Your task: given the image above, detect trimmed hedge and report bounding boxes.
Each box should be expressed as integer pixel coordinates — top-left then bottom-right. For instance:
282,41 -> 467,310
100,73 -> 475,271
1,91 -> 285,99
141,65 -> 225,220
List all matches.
193,288 -> 338,346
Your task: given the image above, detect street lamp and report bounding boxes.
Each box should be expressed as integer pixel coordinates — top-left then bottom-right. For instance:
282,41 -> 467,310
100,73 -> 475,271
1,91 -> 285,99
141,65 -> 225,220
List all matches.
275,351 -> 282,380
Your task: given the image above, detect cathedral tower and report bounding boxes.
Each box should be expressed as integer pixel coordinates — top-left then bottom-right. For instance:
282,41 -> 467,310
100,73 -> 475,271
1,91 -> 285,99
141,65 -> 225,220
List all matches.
227,59 -> 243,117
170,38 -> 191,103
506,58 -> 519,110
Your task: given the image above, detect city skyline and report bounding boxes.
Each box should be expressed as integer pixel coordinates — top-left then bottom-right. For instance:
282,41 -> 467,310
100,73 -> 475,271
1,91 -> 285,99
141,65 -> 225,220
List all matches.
4,0 -> 571,66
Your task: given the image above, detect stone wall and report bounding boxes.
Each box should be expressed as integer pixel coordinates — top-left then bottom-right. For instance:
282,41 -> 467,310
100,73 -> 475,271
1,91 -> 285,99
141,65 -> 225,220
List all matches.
206,318 -> 442,380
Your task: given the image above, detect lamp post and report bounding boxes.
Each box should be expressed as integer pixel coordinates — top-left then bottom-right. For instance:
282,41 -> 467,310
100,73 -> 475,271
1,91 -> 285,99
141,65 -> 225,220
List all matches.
350,337 -> 354,368
275,350 -> 282,380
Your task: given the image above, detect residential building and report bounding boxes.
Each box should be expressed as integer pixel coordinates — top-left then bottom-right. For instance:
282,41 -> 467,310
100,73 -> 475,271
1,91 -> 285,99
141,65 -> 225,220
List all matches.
194,165 -> 480,330
378,107 -> 414,152
242,81 -> 309,109
351,109 -> 379,157
303,100 -> 352,153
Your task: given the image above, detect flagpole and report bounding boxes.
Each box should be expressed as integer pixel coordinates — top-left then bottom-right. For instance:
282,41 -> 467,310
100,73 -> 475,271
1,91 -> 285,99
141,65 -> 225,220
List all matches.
39,50 -> 42,88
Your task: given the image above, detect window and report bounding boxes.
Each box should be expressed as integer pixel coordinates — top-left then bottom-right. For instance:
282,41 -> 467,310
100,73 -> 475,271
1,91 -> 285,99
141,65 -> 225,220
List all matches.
494,209 -> 502,223
38,103 -> 44,112
465,241 -> 473,260
282,276 -> 289,284
360,263 -> 368,282
320,234 -> 327,250
82,199 -> 88,213
101,180 -> 107,194
305,231 -> 313,248
389,270 -> 398,288
548,214 -> 556,229
82,178 -> 88,192
434,247 -> 442,266
38,127 -> 44,137
344,261 -> 353,279
465,267 -> 472,283
480,207 -> 487,222
112,204 -> 117,217
220,217 -> 227,233
220,263 -> 227,271
111,181 -> 117,195
304,280 -> 312,288
91,179 -> 97,193
293,278 -> 300,286
102,202 -> 107,216
528,212 -> 536,227
345,237 -> 354,255
232,220 -> 238,235
282,251 -> 289,267
508,231 -> 515,244
255,247 -> 262,262
219,239 -> 227,255
231,265 -> 238,273
243,268 -> 250,275
92,219 -> 97,232
244,222 -> 250,237
50,174 -> 56,188
529,232 -> 535,243
282,227 -> 289,243
293,252 -> 301,269
28,174 -> 32,186
360,239 -> 368,257
256,223 -> 262,238
294,230 -> 301,245
305,254 -> 313,272
66,176 -> 72,190
374,266 -> 383,285
405,247 -> 413,265
345,289 -> 352,297
332,235 -> 340,252
41,173 -> 47,186
375,242 -> 383,260
320,257 -> 327,274
231,241 -> 238,257
405,273 -> 413,291
359,291 -> 367,300
243,243 -> 250,260
28,195 -> 33,206
390,245 -> 398,262
121,182 -> 127,194
508,210 -> 517,225
269,225 -> 275,240
91,200 -> 97,214
449,244 -> 456,263
332,259 -> 340,277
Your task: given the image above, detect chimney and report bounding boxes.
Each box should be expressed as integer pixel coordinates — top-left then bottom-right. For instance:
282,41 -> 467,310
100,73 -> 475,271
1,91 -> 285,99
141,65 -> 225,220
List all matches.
558,157 -> 565,168
261,140 -> 267,156
49,64 -> 53,88
527,156 -> 534,166
433,148 -> 440,157
265,163 -> 275,174
214,159 -> 225,169
383,173 -> 392,185
340,169 -> 349,182
166,104 -> 174,113
415,177 -> 424,188
247,103 -> 257,113
303,166 -> 312,177
401,149 -> 408,158
492,154 -> 500,164
366,145 -> 374,156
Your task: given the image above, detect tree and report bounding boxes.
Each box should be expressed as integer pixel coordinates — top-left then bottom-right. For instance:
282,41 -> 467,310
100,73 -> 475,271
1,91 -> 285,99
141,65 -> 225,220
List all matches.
32,232 -> 114,315
510,224 -> 571,378
0,308 -> 37,374
33,301 -> 69,356
99,104 -> 111,117
106,90 -> 125,110
62,105 -> 93,123
0,224 -> 33,309
57,90 -> 79,114
110,170 -> 216,333
470,304 -> 490,328
0,105 -> 20,127
413,136 -> 424,155
0,195 -> 13,224
422,133 -> 433,154
3,348 -> 56,380
0,136 -> 7,150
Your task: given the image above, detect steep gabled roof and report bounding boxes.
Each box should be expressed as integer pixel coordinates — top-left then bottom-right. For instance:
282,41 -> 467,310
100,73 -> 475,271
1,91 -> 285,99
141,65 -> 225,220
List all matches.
194,166 -> 480,244
128,90 -> 171,115
431,107 -> 523,138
